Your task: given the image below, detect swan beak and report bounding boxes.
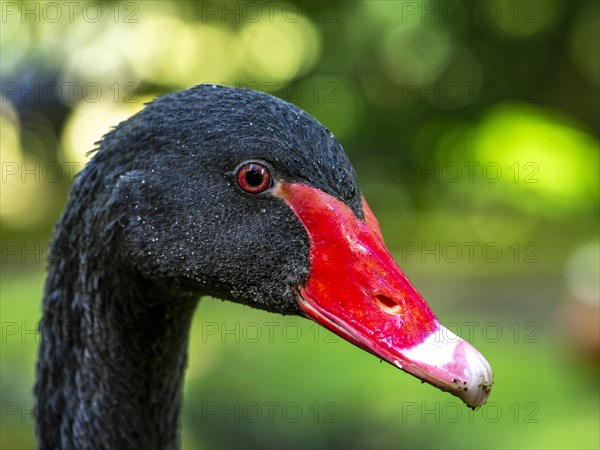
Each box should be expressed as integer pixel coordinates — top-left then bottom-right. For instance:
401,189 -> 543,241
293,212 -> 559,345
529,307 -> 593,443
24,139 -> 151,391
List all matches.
276,182 -> 493,408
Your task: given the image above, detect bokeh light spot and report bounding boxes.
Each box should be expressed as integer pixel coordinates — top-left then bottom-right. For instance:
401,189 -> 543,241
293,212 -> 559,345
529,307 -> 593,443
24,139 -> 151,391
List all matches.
0,101 -> 53,228
381,24 -> 452,84
565,242 -> 600,306
61,99 -> 148,168
472,105 -> 599,210
240,15 -> 320,83
293,76 -> 360,140
492,1 -> 560,38
0,19 -> 31,76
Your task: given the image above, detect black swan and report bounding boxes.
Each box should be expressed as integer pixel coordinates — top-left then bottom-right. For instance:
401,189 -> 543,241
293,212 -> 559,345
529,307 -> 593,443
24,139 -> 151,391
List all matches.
35,84 -> 493,449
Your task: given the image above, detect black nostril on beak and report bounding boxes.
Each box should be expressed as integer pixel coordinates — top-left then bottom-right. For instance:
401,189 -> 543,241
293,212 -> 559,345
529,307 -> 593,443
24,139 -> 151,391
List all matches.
374,294 -> 404,315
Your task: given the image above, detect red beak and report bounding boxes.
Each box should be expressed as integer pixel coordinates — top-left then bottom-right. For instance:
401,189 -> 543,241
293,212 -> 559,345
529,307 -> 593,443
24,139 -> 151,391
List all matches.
275,182 -> 493,408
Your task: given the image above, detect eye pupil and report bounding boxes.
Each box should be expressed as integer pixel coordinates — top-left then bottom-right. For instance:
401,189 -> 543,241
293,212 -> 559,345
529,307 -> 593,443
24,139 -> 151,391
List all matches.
245,167 -> 265,186
237,162 -> 272,193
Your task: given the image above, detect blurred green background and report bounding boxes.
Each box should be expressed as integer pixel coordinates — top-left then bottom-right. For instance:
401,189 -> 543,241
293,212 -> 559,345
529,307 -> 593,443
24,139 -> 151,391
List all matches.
1,1 -> 599,449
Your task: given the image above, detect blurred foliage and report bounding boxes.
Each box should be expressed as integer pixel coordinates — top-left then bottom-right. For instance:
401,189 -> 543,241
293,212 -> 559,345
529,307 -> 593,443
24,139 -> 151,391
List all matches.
1,1 -> 598,449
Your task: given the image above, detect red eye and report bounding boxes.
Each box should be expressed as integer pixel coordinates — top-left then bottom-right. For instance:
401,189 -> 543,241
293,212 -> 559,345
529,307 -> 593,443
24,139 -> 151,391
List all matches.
237,162 -> 272,194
